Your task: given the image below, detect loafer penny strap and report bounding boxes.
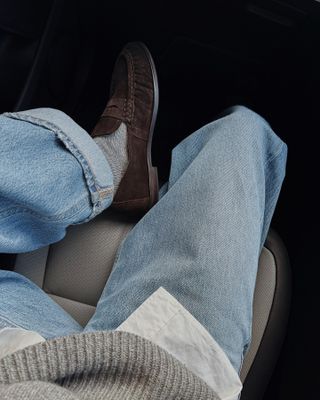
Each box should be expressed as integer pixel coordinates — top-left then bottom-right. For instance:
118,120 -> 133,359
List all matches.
102,98 -> 128,120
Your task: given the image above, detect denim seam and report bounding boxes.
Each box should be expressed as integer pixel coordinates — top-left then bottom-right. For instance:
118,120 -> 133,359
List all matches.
263,142 -> 286,168
255,143 -> 286,228
0,315 -> 23,329
3,113 -> 113,219
0,193 -> 92,224
244,145 -> 286,351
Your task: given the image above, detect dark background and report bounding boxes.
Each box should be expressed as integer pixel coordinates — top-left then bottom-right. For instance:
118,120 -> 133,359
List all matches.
0,0 -> 319,398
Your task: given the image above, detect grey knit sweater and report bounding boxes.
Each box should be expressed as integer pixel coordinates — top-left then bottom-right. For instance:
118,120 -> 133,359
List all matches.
0,331 -> 219,399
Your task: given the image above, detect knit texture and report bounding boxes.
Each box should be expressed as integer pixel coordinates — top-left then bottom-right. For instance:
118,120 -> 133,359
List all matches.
0,331 -> 219,399
94,123 -> 128,193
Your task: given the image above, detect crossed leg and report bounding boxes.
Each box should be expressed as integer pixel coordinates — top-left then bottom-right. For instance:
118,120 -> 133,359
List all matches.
0,106 -> 287,372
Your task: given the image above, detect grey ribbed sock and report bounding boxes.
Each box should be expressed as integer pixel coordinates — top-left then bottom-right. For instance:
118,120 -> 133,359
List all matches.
94,123 -> 129,193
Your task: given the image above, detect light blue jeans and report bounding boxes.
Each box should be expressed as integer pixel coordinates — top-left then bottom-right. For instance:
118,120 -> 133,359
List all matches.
0,106 -> 287,372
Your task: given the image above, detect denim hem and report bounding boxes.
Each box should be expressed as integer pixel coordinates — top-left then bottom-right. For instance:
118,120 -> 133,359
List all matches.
4,109 -> 114,221
0,193 -> 91,224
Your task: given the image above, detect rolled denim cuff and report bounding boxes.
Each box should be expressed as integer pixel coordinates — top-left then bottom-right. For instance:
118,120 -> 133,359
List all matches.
4,108 -> 114,221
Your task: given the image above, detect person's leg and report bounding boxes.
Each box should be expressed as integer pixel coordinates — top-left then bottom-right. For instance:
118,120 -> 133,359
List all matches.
0,109 -> 114,254
0,42 -> 158,339
0,270 -> 83,338
85,106 -> 288,372
0,108 -> 114,337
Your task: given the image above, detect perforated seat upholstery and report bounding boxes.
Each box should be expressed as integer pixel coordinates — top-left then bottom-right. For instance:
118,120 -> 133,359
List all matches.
15,210 -> 291,399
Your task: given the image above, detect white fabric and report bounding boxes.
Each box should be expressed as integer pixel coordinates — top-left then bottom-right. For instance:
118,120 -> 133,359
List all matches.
117,287 -> 242,400
0,328 -> 45,359
0,287 -> 242,399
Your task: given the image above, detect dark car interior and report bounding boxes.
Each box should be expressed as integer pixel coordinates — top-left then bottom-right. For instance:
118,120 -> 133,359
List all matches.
1,0 -> 319,398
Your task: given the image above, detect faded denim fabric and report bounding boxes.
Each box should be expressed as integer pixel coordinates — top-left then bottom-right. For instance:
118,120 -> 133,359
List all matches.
0,106 -> 287,372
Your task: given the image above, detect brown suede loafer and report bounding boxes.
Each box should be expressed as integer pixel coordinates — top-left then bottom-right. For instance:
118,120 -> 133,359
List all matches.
92,42 -> 159,215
